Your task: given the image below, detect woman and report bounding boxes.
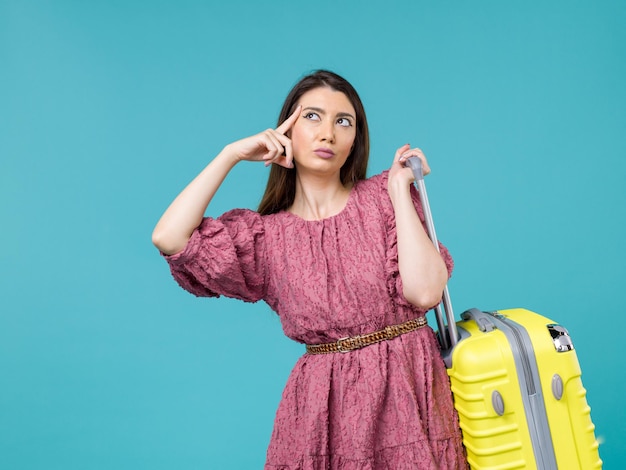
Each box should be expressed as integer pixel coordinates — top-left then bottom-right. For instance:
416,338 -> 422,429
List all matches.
152,70 -> 467,469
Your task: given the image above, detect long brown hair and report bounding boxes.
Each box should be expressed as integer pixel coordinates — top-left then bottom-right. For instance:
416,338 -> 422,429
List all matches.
257,70 -> 370,215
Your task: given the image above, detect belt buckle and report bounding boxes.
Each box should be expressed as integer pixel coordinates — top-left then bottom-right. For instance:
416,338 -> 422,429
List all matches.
336,337 -> 351,353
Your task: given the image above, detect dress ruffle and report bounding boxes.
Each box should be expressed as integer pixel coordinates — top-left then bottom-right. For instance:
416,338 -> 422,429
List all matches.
165,208 -> 266,302
266,436 -> 465,470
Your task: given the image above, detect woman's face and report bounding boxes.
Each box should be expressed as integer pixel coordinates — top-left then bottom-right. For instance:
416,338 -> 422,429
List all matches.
290,87 -> 357,178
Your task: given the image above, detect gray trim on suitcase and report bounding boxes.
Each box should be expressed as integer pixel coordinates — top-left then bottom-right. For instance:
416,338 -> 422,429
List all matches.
464,308 -> 559,470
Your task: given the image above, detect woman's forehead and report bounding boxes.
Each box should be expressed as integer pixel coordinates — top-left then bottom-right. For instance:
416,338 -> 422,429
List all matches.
298,87 -> 355,114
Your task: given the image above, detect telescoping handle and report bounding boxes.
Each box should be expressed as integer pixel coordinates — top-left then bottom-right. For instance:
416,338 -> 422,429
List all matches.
405,157 -> 459,349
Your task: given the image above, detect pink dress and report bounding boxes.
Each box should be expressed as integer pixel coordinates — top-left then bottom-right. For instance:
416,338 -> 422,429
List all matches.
164,171 -> 467,469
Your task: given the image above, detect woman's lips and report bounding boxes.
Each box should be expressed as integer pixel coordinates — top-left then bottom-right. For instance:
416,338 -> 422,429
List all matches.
314,148 -> 335,159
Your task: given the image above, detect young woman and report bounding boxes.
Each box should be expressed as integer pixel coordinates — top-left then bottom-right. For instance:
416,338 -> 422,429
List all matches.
152,70 -> 467,469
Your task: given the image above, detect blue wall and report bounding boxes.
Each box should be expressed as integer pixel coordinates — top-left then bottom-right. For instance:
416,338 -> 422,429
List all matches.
2,1 -> 624,468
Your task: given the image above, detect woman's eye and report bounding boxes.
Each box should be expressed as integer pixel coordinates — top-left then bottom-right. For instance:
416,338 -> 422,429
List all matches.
304,112 -> 320,121
337,117 -> 352,127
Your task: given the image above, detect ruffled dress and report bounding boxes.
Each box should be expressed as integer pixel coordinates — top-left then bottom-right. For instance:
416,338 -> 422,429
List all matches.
164,171 -> 467,469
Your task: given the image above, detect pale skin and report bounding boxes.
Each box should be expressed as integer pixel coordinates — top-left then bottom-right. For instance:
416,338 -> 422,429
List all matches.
152,87 -> 447,309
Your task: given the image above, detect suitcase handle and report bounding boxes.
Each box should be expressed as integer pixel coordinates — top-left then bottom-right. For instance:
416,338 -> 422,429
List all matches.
461,308 -> 497,332
406,157 -> 460,349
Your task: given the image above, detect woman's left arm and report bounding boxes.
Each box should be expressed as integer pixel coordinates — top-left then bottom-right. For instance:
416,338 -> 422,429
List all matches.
388,144 -> 448,309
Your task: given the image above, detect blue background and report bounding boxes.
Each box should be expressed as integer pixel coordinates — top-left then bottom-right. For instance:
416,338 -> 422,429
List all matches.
2,0 -> 624,468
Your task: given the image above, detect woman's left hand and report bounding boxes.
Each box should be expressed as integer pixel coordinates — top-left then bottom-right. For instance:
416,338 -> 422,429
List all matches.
388,144 -> 430,196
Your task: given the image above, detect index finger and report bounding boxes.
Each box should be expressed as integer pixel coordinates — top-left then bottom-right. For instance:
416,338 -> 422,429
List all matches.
394,143 -> 411,163
276,105 -> 301,134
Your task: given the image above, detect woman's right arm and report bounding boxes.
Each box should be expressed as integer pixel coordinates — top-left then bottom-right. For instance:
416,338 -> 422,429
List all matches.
152,148 -> 238,255
152,106 -> 301,255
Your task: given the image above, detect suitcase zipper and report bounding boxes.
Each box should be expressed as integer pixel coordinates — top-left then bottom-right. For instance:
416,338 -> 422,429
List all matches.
506,319 -> 537,396
488,310 -> 557,469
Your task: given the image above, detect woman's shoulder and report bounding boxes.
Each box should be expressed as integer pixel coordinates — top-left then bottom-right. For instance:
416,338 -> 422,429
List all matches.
229,206 -> 295,230
206,208 -> 268,234
346,171 -> 393,220
354,170 -> 390,195
219,207 -> 260,221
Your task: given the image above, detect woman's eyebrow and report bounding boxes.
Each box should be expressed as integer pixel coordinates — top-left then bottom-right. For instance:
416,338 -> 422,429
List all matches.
303,106 -> 355,120
336,111 -> 356,120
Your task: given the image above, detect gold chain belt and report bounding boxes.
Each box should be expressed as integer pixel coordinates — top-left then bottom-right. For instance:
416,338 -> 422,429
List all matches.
305,317 -> 428,355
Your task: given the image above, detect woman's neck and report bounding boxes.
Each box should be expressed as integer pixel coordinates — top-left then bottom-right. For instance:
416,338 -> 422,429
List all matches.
289,171 -> 352,221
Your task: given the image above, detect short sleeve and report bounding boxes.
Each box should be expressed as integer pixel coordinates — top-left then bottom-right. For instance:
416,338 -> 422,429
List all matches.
163,209 -> 266,303
377,171 -> 454,309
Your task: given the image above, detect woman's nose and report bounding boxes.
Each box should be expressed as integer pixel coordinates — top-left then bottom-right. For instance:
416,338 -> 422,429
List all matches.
319,120 -> 335,142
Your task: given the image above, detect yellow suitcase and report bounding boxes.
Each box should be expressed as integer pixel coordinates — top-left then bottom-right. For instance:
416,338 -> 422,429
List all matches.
446,308 -> 601,469
407,157 -> 602,469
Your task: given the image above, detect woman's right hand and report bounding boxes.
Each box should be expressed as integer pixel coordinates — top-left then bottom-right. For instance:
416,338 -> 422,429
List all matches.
225,105 -> 301,169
